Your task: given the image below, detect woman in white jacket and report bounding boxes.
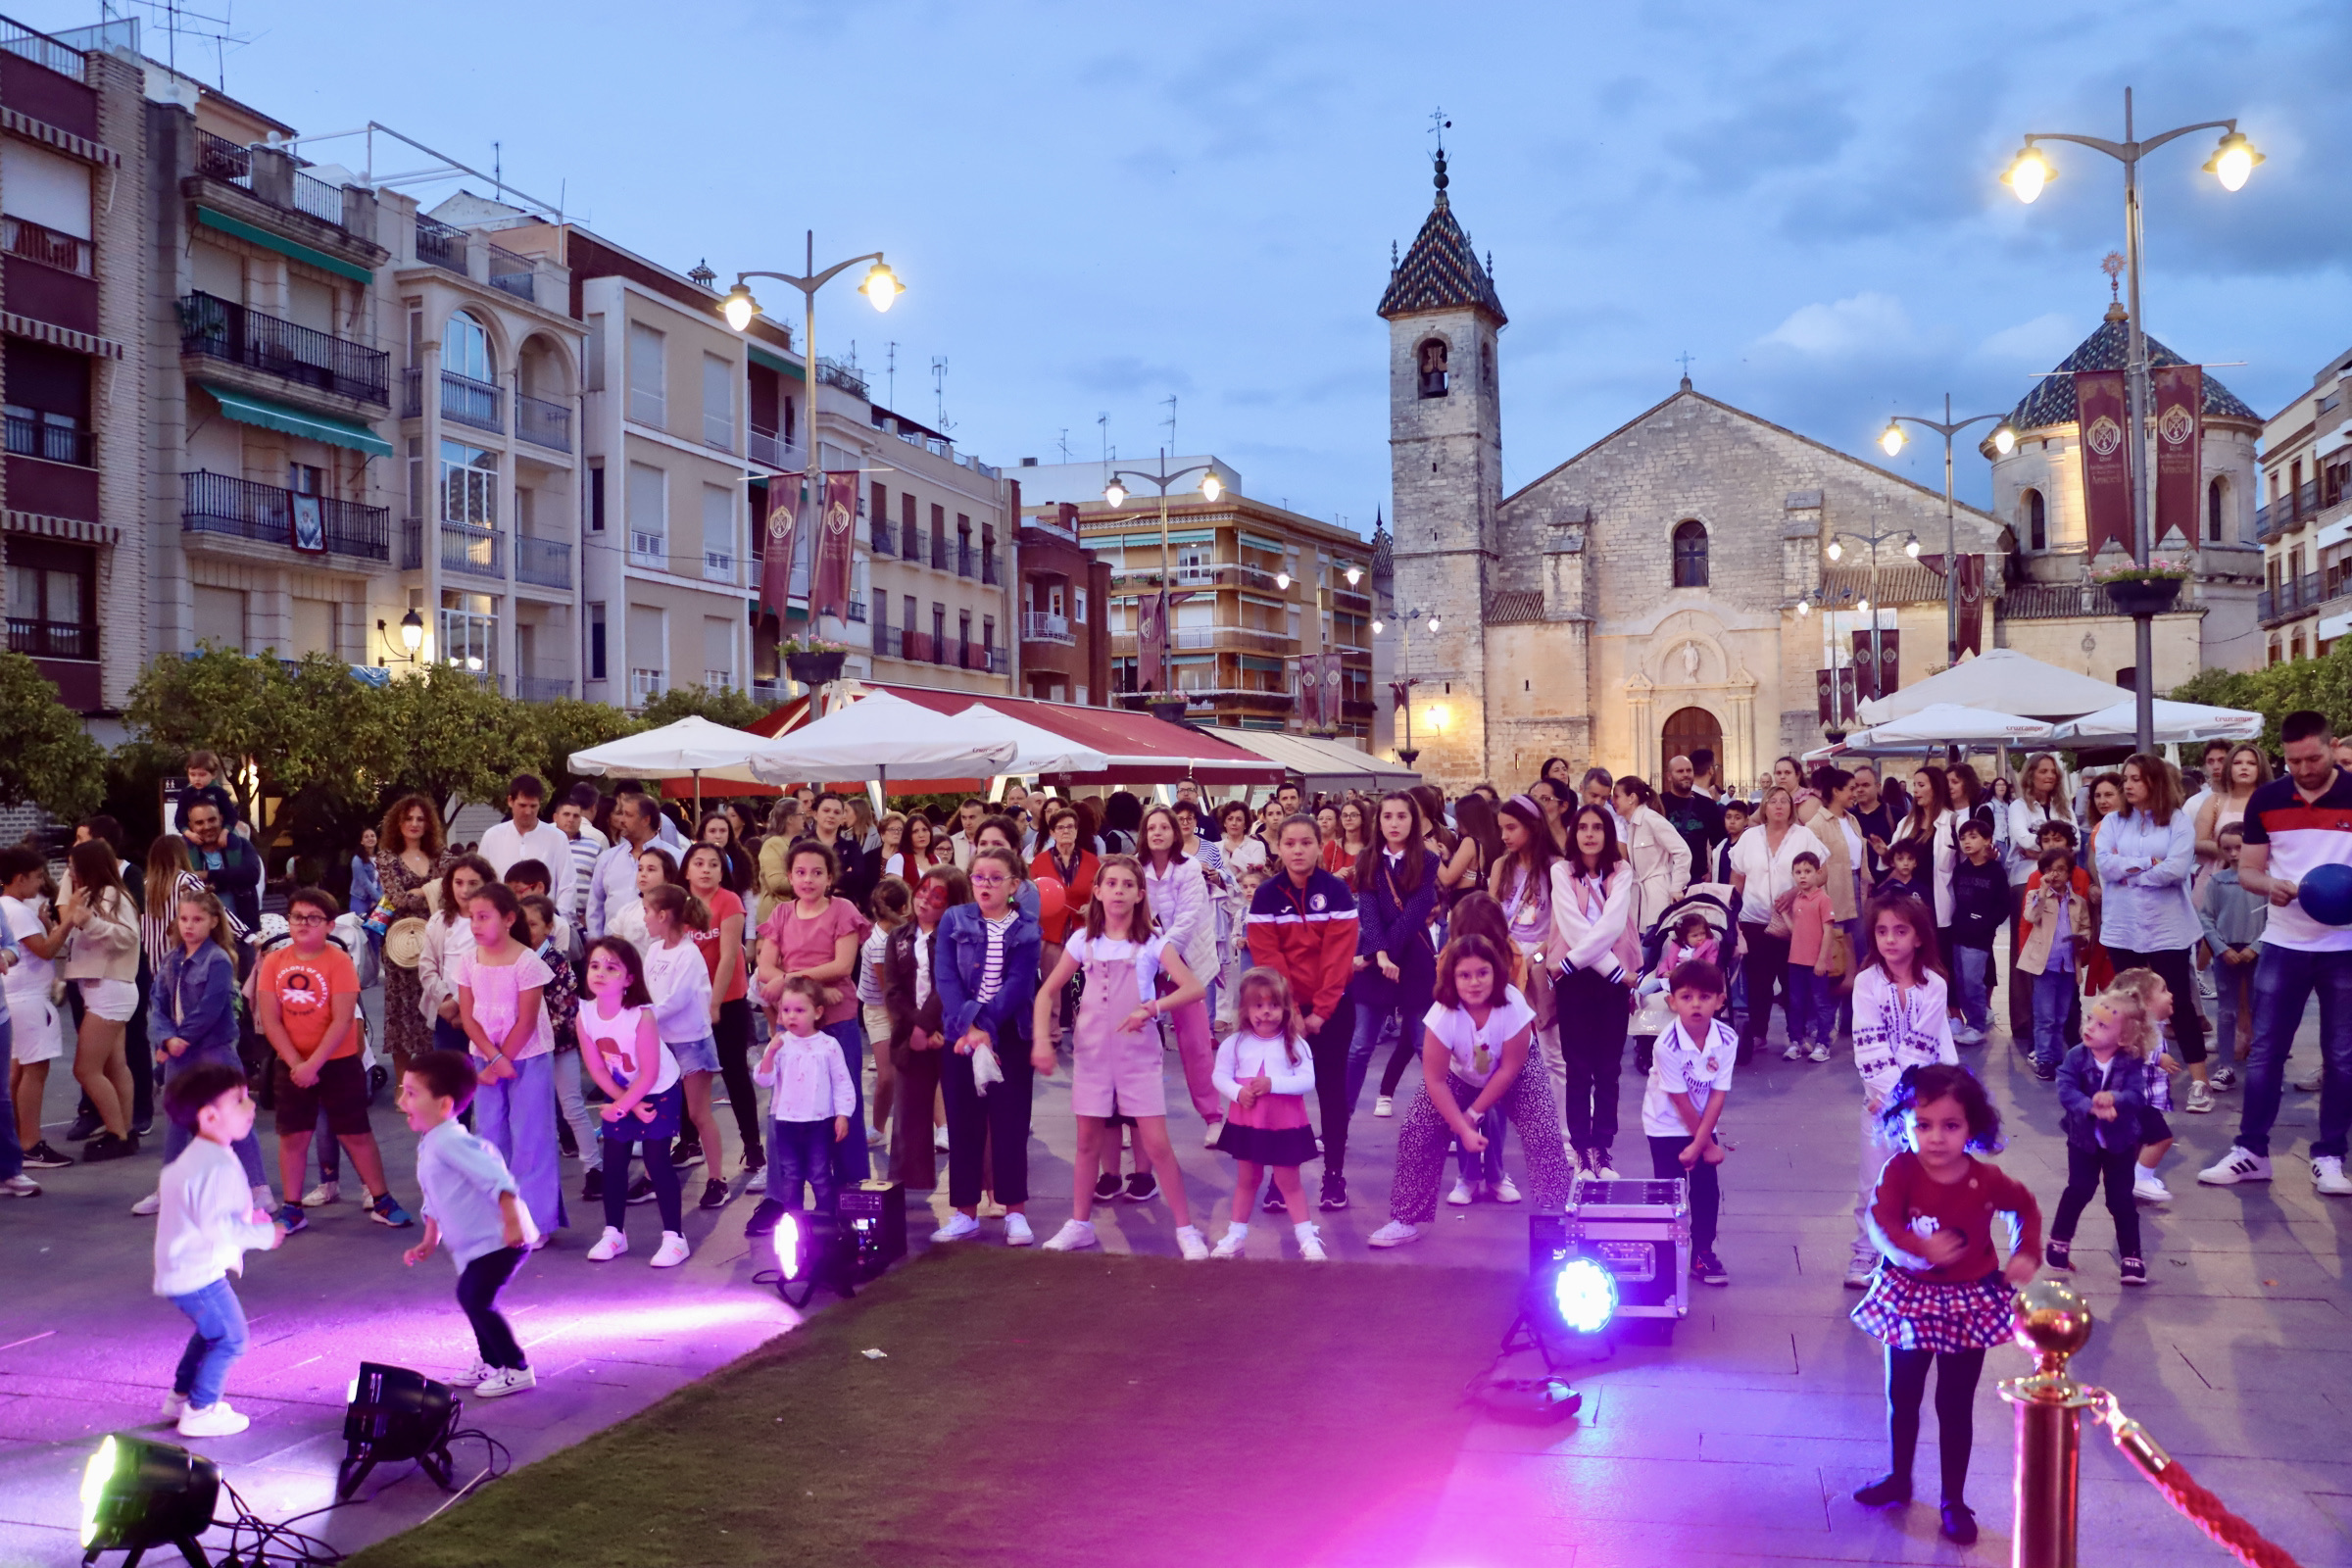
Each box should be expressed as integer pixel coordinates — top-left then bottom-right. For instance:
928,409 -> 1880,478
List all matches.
1548,805 -> 1639,1178
1612,777 -> 1692,934
417,856 -> 492,1054
1139,807 -> 1224,1140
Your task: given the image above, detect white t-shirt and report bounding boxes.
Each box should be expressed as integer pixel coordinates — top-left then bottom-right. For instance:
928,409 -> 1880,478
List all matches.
576,999 -> 678,1096
642,937 -> 713,1045
1419,984 -> 1536,1089
478,818 -> 578,918
1062,931 -> 1168,998
1642,1015 -> 1739,1137
457,947 -> 557,1060
1,895 -> 52,1005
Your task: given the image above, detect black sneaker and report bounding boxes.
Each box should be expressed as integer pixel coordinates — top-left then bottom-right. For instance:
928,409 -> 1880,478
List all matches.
1093,1172 -> 1122,1202
131,1117 -> 154,1139
581,1167 -> 604,1203
671,1142 -> 706,1170
1260,1182 -> 1286,1214
22,1142 -> 72,1170
2120,1256 -> 2148,1287
1852,1473 -> 1911,1507
1939,1500 -> 1978,1545
1318,1174 -> 1349,1211
1123,1171 -> 1158,1203
743,1197 -> 785,1238
699,1177 -> 729,1210
65,1109 -> 101,1143
2209,1065 -> 2238,1092
82,1132 -> 137,1163
1692,1250 -> 1728,1286
2033,1063 -> 2058,1082
626,1176 -> 657,1205
2044,1239 -> 2073,1271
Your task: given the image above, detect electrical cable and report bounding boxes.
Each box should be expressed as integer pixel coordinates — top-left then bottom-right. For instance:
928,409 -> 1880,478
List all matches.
196,1429 -> 511,1566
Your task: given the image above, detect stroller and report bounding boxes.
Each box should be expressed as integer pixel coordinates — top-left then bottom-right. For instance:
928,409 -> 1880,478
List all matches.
1628,884 -> 1737,1073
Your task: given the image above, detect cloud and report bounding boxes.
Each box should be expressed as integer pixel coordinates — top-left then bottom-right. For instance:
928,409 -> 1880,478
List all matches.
1974,312 -> 2081,366
1757,292 -> 1916,357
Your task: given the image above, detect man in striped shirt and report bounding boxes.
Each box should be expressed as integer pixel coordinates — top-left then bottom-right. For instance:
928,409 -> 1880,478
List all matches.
1247,813 -> 1360,1211
557,785 -> 607,925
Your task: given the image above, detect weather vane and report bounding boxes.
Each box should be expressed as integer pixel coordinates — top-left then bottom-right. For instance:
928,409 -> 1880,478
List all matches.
1429,107 -> 1449,155
2101,251 -> 2126,303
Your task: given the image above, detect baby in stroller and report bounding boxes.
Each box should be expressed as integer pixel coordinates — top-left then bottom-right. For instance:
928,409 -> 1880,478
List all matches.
1637,910 -> 1721,1001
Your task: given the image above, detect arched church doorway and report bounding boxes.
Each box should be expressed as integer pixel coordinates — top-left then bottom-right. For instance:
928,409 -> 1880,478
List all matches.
1660,706 -> 1722,787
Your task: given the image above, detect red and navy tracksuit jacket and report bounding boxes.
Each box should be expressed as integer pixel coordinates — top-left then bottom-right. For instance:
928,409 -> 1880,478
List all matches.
1245,866 -> 1359,1023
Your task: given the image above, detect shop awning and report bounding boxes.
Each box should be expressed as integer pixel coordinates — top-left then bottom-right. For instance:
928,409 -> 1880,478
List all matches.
199,383 -> 393,458
195,206 -> 373,285
1211,728 -> 1421,792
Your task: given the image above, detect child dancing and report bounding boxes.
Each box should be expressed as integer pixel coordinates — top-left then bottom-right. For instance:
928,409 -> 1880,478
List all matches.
1844,892 -> 1958,1289
1643,958 -> 1735,1286
2045,986 -> 2154,1285
1208,967 -> 1325,1259
576,937 -> 690,1267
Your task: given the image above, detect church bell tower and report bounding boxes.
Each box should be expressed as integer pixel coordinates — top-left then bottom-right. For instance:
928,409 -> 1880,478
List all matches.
1379,145 -> 1504,787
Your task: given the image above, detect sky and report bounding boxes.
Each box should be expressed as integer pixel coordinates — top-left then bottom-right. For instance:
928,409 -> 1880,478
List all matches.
47,0 -> 2352,534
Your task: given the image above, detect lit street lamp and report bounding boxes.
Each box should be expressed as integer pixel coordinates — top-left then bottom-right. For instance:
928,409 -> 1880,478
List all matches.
1878,397 -> 2014,668
1802,524 -> 1917,725
1372,605 -> 1440,766
1102,453 -> 1226,698
2003,88 -> 2261,752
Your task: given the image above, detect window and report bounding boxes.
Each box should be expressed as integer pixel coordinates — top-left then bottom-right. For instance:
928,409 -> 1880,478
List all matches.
443,310 -> 492,383
588,603 -> 607,680
441,441 -> 497,527
931,503 -> 947,568
627,320 -> 666,427
702,353 -> 734,450
873,593 -> 890,638
2024,487 -> 2047,552
288,463 -> 323,497
1416,337 -> 1448,398
958,610 -> 972,662
702,483 -> 735,581
902,493 -> 919,558
3,338 -> 90,465
408,437 -> 423,519
1,142 -> 93,242
932,602 -> 947,658
982,614 -> 995,653
902,595 -> 916,651
870,481 -> 889,547
1671,519 -> 1708,588
5,538 -> 93,659
588,463 -> 606,532
1074,588 -> 1087,625
2208,477 -> 2226,543
627,462 -> 667,564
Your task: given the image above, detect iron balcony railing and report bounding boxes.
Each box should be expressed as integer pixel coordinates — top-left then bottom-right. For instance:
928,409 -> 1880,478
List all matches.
182,470 -> 390,561
871,513 -> 895,554
1022,612 -> 1074,645
931,534 -> 948,570
515,675 -> 572,703
438,520 -> 503,579
516,535 -> 571,588
956,541 -> 974,578
816,357 -> 867,398
515,392 -> 570,452
193,127 -> 252,185
291,171 -> 343,226
177,292 -> 391,406
4,412 -> 90,466
2,215 -> 88,275
8,615 -> 92,660
439,370 -> 502,433
487,244 -> 533,301
980,546 -> 999,586
416,214 -> 466,272
848,597 -> 867,623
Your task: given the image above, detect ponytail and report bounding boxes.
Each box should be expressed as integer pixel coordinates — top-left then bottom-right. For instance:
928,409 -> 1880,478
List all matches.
642,881 -> 710,933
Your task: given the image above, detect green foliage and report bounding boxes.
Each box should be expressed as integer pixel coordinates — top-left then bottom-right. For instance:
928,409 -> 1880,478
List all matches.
122,644 -> 303,816
364,664 -> 541,820
0,652 -> 104,819
525,698 -> 644,800
637,683 -> 771,731
2171,641 -> 2352,751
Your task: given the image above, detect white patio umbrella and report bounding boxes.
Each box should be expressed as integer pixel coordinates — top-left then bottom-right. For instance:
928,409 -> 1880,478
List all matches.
568,714 -> 778,814
1820,703 -> 2053,759
746,690 -> 1017,789
2045,698 -> 2265,748
948,704 -> 1110,776
1854,648 -> 2133,724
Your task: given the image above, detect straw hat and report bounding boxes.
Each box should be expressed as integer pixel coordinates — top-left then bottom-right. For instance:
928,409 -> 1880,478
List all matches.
383,917 -> 429,970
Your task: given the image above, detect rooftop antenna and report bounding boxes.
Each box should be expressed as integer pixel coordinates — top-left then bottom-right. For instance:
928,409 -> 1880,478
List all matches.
492,140 -> 502,202
1161,393 -> 1177,456
885,341 -> 898,410
1098,411 -> 1109,467
1057,428 -> 1071,463
931,357 -> 954,432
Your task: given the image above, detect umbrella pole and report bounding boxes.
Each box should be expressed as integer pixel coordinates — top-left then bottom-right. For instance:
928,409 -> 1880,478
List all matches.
694,769 -> 704,822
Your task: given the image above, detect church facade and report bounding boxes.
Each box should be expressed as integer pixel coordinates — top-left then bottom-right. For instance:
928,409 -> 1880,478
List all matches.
1377,159 -> 2260,792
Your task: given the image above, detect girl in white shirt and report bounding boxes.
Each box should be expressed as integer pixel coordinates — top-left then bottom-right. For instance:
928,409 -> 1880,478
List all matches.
1205,966 -> 1324,1260
639,884 -> 726,1215
576,937 -> 688,1267
418,856 -> 491,1054
1844,892 -> 1959,1287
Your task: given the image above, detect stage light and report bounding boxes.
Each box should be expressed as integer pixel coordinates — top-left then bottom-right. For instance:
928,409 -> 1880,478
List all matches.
340,1362 -> 460,1499
79,1435 -> 220,1566
1551,1256 -> 1619,1335
767,1183 -> 906,1306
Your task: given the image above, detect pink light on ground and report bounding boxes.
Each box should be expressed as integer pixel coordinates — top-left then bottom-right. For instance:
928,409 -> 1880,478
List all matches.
520,1296 -> 803,1348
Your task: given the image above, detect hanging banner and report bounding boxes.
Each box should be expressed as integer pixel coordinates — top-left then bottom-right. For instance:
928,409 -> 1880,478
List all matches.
1851,629 -> 1899,701
1299,653 -> 1334,727
1136,588 -> 1169,691
760,473 -> 802,618
1317,652 -> 1343,728
1955,554 -> 1986,658
2075,369 -> 2134,560
1816,667 -> 1836,726
811,470 -> 857,620
2152,365 -> 2203,549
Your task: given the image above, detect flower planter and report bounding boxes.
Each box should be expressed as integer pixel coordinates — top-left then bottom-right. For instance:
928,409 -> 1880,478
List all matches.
785,650 -> 846,687
2102,576 -> 2184,617
1146,699 -> 1191,725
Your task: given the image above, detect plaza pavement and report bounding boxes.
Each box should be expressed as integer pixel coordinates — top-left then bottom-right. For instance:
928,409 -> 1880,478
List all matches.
1,976 -> 2348,1567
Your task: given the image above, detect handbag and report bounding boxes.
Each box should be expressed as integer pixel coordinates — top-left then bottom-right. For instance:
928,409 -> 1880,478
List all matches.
1766,888 -> 1797,941
1815,922 -> 1853,982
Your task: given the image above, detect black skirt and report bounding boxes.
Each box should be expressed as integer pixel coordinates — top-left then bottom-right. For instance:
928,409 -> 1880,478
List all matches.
1215,1121 -> 1319,1168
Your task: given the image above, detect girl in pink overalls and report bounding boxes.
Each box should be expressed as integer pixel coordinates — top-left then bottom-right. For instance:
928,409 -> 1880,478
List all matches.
1030,856 -> 1210,1258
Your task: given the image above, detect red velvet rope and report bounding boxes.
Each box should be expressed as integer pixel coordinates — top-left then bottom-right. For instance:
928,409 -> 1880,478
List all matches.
2140,1457 -> 2304,1568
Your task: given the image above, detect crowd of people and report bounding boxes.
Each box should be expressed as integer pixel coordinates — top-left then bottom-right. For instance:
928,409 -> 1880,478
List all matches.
3,716 -> 2349,1536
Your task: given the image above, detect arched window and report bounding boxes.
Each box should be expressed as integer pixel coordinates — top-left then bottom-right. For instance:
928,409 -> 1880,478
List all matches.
443,310 -> 493,383
2208,476 -> 2227,543
2023,487 -> 2046,552
1416,338 -> 1448,398
1672,519 -> 1708,588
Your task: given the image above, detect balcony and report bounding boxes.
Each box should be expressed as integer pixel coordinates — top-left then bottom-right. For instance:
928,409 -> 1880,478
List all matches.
439,370 -> 502,434
487,243 -> 534,302
703,550 -> 736,583
931,535 -> 949,571
816,357 -> 867,398
515,534 -> 572,588
416,214 -> 466,273
8,616 -> 92,660
981,547 -> 1000,586
752,678 -> 787,706
848,597 -> 867,623
3,215 -> 87,276
1022,611 -> 1074,646
957,541 -> 975,578
292,171 -> 343,226
515,675 -> 572,703
193,128 -> 252,188
749,425 -> 802,469
630,668 -> 667,705
433,519 -> 503,578
5,412 -> 89,466
629,530 -> 668,569
870,514 -> 895,555
182,470 -> 391,561
2259,572 -> 2328,626
902,523 -> 921,560
177,292 -> 391,407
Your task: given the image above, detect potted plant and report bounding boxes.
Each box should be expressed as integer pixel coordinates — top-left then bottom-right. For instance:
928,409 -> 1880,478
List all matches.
2092,558 -> 2188,618
781,635 -> 847,688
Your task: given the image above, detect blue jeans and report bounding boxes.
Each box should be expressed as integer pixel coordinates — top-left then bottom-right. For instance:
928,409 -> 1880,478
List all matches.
473,1052 -> 564,1238
0,1014 -> 18,1181
2033,969 -> 2077,1074
768,1019 -> 868,1192
1344,1001 -> 1420,1112
1786,966 -> 1837,1047
770,1117 -> 838,1215
170,1277 -> 249,1409
2238,945 -> 2352,1158
1954,947 -> 1992,1035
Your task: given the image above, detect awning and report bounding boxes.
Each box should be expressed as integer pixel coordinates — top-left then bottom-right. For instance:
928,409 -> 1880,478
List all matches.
747,342 -> 803,381
200,383 -> 393,458
1211,728 -> 1421,792
195,206 -> 372,285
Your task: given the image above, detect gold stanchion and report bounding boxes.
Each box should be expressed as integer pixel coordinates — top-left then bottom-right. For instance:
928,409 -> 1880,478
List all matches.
2000,1279 -> 2095,1568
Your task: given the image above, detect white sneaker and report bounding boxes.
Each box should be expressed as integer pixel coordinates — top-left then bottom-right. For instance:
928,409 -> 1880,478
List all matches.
1041,1218 -> 1098,1251
1202,1119 -> 1223,1149
1296,1222 -> 1328,1262
2295,1066 -> 2324,1092
1003,1213 -> 1034,1247
1782,1042 -> 1805,1061
474,1365 -> 537,1398
744,1166 -> 768,1193
130,1191 -> 161,1217
1809,1043 -> 1833,1063
585,1225 -> 629,1261
1212,1223 -> 1250,1258
450,1361 -> 495,1388
2185,1080 -> 2216,1113
250,1184 -> 279,1214
1367,1220 -> 1420,1249
2198,1146 -> 2274,1186
1592,1160 -> 1620,1181
1491,1176 -> 1522,1203
177,1400 -> 249,1438
0,1175 -> 37,1198
933,1125 -> 951,1152
933,1212 -> 981,1242
1373,1096 -> 1395,1117
1446,1179 -> 1475,1206
301,1182 -> 340,1207
159,1392 -> 188,1420
650,1231 -> 691,1268
2133,1171 -> 2173,1203
2315,1154 -> 2352,1196
1175,1224 -> 1209,1260
1845,1262 -> 1876,1289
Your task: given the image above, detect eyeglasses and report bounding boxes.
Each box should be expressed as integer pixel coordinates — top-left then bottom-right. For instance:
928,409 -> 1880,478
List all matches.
287,912 -> 328,927
969,871 -> 1009,886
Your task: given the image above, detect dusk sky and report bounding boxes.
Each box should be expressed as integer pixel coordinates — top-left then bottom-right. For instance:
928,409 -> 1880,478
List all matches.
49,0 -> 2352,534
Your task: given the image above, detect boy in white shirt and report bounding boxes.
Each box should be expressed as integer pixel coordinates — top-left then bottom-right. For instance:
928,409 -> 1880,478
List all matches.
153,1062 -> 285,1437
1642,957 -> 1736,1288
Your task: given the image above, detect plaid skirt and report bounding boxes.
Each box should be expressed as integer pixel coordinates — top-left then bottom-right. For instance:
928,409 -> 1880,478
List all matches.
1850,1264 -> 2015,1352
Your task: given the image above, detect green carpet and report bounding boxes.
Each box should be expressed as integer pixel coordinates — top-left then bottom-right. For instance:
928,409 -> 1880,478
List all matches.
347,1247 -> 1523,1568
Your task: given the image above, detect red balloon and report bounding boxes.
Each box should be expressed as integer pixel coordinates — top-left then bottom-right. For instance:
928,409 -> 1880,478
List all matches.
1035,875 -> 1067,931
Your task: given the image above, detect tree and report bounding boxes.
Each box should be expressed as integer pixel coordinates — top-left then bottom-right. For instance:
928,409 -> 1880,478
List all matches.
363,664 -> 540,821
638,683 -> 769,731
2173,643 -> 2352,752
0,652 -> 104,820
525,698 -> 641,801
122,645 -> 309,819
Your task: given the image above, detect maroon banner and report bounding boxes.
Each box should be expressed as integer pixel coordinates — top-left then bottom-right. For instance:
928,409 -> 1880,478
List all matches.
1817,667 -> 1836,726
1955,554 -> 1986,658
2152,365 -> 2203,549
1299,653 -> 1337,727
1136,588 -> 1168,691
1851,630 -> 1899,701
811,470 -> 857,620
2075,369 -> 2133,560
759,473 -> 802,618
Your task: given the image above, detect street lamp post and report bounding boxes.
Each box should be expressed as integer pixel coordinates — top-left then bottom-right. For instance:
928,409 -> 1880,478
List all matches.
718,233 -> 902,649
1371,603 -> 1441,766
1878,397 -> 2014,668
2003,88 -> 2262,753
1801,524 -> 1920,724
1102,453 -> 1225,698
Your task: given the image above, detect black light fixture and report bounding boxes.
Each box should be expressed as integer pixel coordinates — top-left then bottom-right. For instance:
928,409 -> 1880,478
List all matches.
375,610 -> 426,666
78,1435 -> 219,1567
339,1363 -> 460,1500
1466,1215 -> 1624,1424
768,1181 -> 906,1306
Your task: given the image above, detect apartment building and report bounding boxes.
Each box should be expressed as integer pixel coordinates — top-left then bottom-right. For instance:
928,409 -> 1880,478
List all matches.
858,394 -> 1017,697
1,19 -> 145,720
1008,493 -> 1111,706
1016,459 -> 1374,737
2255,343 -> 2352,663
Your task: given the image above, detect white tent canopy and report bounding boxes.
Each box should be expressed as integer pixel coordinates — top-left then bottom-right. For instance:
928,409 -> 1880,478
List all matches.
1804,703 -> 2052,761
2046,698 -> 2265,748
747,691 -> 1016,785
947,704 -> 1109,776
1854,649 -> 2134,724
1210,729 -> 1421,793
567,714 -> 777,787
